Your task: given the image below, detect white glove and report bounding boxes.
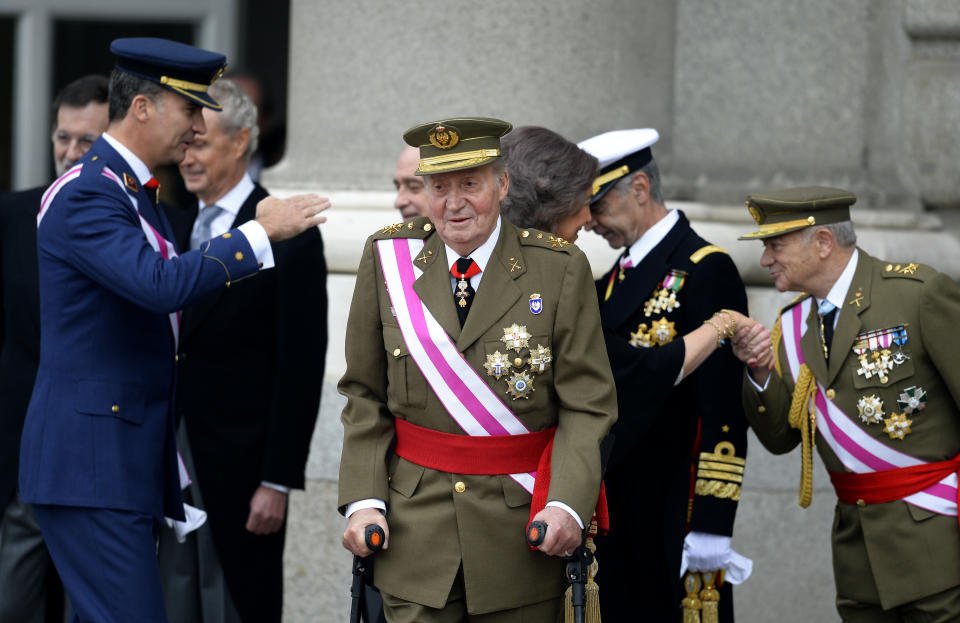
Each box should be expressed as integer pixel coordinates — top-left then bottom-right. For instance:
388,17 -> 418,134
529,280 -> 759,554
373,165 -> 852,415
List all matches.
680,531 -> 753,585
163,503 -> 208,543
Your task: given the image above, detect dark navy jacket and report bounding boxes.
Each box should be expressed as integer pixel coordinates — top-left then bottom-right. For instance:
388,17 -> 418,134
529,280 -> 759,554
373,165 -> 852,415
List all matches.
19,137 -> 261,520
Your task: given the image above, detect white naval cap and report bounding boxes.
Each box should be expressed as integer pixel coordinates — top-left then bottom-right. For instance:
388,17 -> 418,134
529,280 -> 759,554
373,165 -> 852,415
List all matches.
578,128 -> 660,204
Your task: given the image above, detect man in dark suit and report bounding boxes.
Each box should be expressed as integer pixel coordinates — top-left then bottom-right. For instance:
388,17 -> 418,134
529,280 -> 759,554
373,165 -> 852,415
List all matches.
19,38 -> 329,623
580,129 -> 753,621
0,73 -> 108,623
159,77 -> 326,623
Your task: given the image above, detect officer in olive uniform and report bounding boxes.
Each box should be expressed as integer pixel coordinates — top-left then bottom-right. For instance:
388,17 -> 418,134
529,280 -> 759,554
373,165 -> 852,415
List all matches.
338,118 -> 617,622
735,186 -> 960,622
580,129 -> 751,621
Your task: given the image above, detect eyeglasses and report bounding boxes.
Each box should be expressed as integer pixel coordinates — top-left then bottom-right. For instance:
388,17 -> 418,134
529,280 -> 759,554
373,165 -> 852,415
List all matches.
52,130 -> 97,151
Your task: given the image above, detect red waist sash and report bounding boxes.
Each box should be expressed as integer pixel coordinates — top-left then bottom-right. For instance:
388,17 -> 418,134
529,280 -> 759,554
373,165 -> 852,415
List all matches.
830,452 -> 960,527
394,418 -> 609,536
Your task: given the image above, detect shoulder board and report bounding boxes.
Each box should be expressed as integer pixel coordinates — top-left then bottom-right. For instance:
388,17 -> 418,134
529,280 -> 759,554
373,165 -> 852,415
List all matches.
780,292 -> 810,315
518,228 -> 576,253
370,216 -> 435,241
690,244 -> 728,264
880,261 -> 928,282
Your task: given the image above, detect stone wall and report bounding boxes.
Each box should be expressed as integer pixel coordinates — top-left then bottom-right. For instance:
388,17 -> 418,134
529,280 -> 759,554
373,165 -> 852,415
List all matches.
270,1 -> 960,620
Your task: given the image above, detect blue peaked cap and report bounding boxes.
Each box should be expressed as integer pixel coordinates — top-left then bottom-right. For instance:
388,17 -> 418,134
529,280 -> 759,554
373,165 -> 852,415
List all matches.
110,37 -> 227,110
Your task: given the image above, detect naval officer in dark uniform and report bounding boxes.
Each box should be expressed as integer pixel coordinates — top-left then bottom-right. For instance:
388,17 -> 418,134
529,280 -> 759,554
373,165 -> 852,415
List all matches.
580,128 -> 754,621
339,117 -> 617,622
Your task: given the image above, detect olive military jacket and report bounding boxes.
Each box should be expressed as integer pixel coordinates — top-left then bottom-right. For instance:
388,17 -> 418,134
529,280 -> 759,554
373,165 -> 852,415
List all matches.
338,217 -> 617,614
744,249 -> 960,609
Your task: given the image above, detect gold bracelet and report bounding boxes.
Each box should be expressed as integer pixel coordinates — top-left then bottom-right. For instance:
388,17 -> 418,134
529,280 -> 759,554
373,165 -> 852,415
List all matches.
718,310 -> 737,336
703,318 -> 725,348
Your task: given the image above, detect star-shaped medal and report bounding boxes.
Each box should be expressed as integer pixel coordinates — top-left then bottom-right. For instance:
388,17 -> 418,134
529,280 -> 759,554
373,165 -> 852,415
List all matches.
483,350 -> 512,380
650,317 -> 677,346
857,395 -> 884,424
883,413 -> 913,440
897,386 -> 927,415
501,324 -> 531,352
629,323 -> 652,348
506,371 -> 535,400
526,344 -> 552,374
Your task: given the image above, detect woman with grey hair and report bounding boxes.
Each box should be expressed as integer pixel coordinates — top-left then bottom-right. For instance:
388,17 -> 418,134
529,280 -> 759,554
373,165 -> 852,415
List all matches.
500,125 -> 597,242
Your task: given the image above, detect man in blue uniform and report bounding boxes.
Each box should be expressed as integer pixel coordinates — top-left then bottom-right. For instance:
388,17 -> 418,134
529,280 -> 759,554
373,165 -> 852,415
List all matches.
581,129 -> 752,621
0,73 -> 108,623
18,38 -> 329,622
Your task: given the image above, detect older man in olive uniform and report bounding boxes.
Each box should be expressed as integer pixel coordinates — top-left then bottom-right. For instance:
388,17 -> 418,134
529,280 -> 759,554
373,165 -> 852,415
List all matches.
338,117 -> 617,622
734,186 -> 960,622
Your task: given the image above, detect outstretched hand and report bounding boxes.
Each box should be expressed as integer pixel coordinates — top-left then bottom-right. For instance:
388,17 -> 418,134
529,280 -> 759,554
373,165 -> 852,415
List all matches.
255,194 -> 330,242
732,322 -> 773,385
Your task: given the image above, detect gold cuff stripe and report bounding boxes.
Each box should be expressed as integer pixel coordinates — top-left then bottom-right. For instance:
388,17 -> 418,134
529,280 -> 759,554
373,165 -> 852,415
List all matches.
697,469 -> 743,483
591,165 -> 630,195
695,479 -> 741,501
690,245 -> 728,264
698,461 -> 744,475
419,148 -> 500,167
698,452 -> 745,467
161,75 -> 212,92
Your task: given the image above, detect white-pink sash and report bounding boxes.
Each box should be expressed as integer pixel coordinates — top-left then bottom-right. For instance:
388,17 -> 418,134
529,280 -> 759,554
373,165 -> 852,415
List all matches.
377,238 -> 536,493
780,298 -> 957,515
39,165 -> 191,489
98,167 -> 182,349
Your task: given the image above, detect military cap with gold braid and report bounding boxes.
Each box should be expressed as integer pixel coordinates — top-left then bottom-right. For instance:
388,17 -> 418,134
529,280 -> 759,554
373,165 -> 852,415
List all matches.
110,37 -> 227,110
739,186 -> 857,240
578,128 -> 660,205
403,117 -> 512,175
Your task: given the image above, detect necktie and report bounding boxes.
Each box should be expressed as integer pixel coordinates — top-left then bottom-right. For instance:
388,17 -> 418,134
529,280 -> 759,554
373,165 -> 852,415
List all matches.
819,300 -> 838,360
451,257 -> 481,327
190,205 -> 225,251
144,177 -> 161,206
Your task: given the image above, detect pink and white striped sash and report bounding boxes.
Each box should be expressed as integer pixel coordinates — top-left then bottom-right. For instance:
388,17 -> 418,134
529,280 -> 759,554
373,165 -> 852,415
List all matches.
780,298 -> 957,515
377,238 -> 537,493
38,164 -> 182,348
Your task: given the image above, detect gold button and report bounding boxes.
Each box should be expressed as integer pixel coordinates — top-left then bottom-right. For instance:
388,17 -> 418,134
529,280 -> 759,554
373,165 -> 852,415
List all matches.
454,481 -> 466,493
521,230 -> 529,238
757,405 -> 766,413
807,216 -> 816,225
393,348 -> 401,357
91,155 -> 99,161
423,223 -> 432,232
174,354 -> 179,362
111,405 -> 119,413
826,389 -> 836,400
235,251 -> 244,261
514,358 -> 523,367
856,498 -> 866,507
885,264 -> 893,272
222,232 -> 232,239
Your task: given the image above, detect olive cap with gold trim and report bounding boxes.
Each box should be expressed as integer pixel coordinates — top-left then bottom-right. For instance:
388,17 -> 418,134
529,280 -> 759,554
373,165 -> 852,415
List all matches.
110,37 -> 227,110
403,117 -> 512,175
739,186 -> 857,240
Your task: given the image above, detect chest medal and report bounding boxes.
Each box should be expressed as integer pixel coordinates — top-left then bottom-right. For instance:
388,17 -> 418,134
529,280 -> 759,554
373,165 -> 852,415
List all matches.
643,269 -> 686,317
